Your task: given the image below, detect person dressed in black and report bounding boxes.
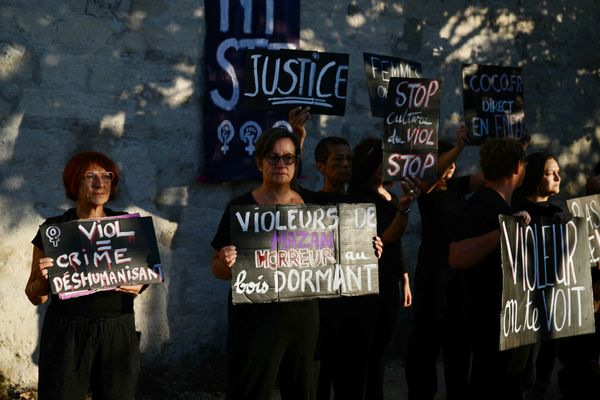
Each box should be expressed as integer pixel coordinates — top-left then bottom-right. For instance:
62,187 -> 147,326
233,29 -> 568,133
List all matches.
552,159 -> 600,400
511,152 -> 565,399
211,127 -> 320,400
405,124 -> 483,400
348,137 -> 418,400
289,108 -> 387,400
449,138 -> 537,400
26,151 -> 144,400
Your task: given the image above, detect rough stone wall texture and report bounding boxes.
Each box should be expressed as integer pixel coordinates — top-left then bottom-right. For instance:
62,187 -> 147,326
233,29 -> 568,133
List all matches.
0,0 -> 598,388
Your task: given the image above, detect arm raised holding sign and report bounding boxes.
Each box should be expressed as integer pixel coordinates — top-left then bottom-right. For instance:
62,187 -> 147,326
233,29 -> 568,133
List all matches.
288,106 -> 310,150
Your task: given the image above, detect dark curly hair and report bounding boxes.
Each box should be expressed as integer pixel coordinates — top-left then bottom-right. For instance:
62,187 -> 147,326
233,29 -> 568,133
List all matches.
348,137 -> 382,194
479,138 -> 525,181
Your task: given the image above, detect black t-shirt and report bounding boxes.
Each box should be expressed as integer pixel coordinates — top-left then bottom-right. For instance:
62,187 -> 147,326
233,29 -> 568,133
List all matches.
352,190 -> 406,286
415,175 -> 470,318
417,175 -> 471,274
31,208 -> 134,317
453,186 -> 513,323
211,191 -> 318,328
513,198 -> 563,218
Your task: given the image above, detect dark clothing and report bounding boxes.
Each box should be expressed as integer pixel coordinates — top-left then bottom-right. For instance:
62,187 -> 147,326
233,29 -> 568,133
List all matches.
354,191 -> 406,400
406,176 -> 471,400
211,191 -> 319,400
38,307 -> 140,400
32,208 -> 134,318
454,187 -> 538,400
512,198 -> 563,219
303,190 -> 379,400
511,199 -> 563,399
32,208 -> 140,400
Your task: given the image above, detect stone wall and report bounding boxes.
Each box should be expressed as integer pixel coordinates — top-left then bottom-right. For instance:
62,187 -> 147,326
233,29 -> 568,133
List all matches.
0,0 -> 598,389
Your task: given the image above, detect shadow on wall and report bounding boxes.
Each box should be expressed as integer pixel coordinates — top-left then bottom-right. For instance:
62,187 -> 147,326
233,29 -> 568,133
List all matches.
0,0 -> 598,394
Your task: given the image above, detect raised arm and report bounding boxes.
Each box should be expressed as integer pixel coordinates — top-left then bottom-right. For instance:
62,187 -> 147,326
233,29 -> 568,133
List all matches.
422,123 -> 468,193
381,177 -> 420,244
288,106 -> 311,150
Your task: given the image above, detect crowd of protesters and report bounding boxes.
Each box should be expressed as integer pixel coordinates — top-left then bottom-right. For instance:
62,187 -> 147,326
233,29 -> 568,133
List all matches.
27,108 -> 599,399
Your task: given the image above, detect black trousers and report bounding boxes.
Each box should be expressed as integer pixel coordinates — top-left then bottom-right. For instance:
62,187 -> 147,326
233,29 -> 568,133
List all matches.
365,284 -> 400,400
405,316 -> 470,400
38,307 -> 140,400
316,296 -> 378,400
405,274 -> 470,400
226,300 -> 320,400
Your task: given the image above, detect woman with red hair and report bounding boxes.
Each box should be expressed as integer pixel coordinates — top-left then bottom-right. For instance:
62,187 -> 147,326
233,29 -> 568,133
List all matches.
26,151 -> 144,400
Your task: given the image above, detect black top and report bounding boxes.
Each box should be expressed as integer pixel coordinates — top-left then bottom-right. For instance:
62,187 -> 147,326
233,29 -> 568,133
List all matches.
210,191 -> 319,335
417,175 -> 471,274
354,190 -> 406,287
415,175 -> 471,318
31,208 -> 134,317
512,198 -> 563,218
453,186 -> 513,326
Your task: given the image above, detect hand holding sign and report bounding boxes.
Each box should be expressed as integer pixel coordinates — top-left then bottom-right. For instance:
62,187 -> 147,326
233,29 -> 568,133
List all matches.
288,106 -> 311,148
219,245 -> 238,268
26,255 -> 53,303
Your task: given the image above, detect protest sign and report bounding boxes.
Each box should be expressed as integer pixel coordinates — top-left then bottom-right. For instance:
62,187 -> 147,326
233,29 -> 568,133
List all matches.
202,0 -> 300,181
242,48 -> 349,115
40,215 -> 163,298
567,194 -> 600,265
229,203 -> 379,304
382,77 -> 440,181
499,215 -> 595,351
363,52 -> 422,117
462,64 -> 525,144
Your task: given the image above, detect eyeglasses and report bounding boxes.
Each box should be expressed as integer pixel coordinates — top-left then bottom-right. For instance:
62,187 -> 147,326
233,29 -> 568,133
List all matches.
83,171 -> 114,184
264,154 -> 297,166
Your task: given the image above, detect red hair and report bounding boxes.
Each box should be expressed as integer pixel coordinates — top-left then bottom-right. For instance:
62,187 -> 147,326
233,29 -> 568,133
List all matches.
62,151 -> 120,201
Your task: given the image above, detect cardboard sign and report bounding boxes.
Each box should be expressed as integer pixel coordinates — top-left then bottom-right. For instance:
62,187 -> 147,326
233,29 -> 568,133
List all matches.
202,0 -> 300,182
382,77 -> 440,182
363,52 -> 422,117
40,215 -> 163,297
566,194 -> 600,265
229,203 -> 379,304
242,48 -> 349,116
462,64 -> 525,144
499,215 -> 595,351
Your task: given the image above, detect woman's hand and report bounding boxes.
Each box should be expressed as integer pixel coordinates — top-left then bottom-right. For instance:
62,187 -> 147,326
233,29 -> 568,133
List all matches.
26,249 -> 53,305
513,210 -> 531,225
373,236 -> 383,259
288,106 -> 310,148
212,245 -> 237,280
219,245 -> 238,268
402,272 -> 412,308
115,284 -> 145,296
456,123 -> 468,148
398,176 -> 422,209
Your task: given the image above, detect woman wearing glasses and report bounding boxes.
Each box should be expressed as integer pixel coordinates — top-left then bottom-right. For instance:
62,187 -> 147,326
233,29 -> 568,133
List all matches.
26,151 -> 143,400
211,127 -> 321,399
